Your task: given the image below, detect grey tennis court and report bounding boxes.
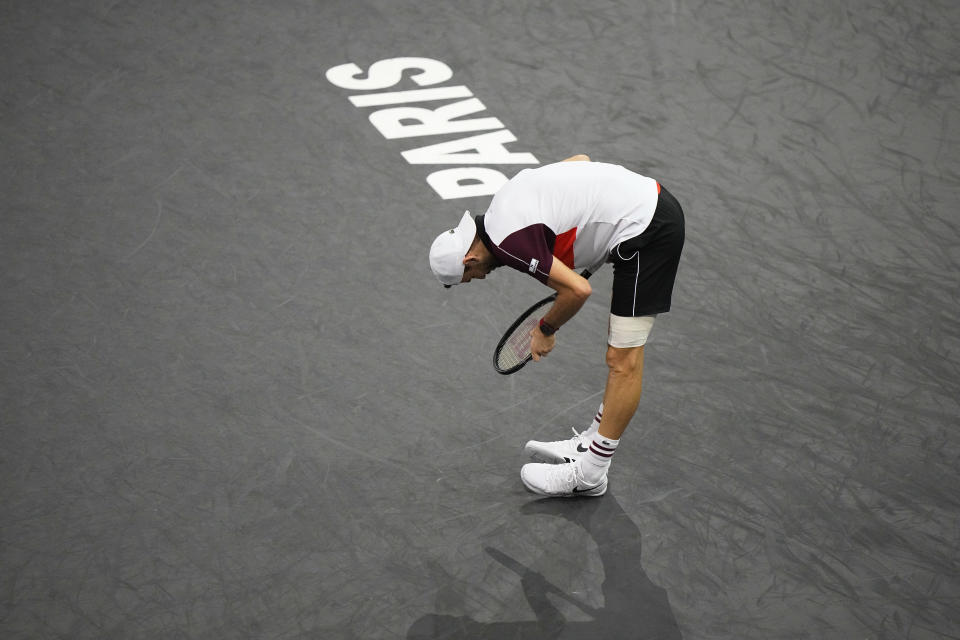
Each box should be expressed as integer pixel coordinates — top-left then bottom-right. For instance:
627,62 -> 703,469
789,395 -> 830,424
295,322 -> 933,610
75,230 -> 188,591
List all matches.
2,1 -> 958,638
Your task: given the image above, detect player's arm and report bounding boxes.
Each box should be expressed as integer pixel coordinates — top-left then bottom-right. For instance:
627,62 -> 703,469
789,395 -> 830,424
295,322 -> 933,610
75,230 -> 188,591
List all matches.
529,260 -> 592,360
562,154 -> 590,162
543,259 -> 592,328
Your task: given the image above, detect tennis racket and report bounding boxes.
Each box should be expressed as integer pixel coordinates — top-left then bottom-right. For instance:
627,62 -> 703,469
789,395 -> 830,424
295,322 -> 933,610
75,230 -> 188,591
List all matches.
493,270 -> 591,375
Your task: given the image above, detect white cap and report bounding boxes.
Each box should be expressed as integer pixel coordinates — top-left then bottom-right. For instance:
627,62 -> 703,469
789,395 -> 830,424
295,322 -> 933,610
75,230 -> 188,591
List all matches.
429,211 -> 476,287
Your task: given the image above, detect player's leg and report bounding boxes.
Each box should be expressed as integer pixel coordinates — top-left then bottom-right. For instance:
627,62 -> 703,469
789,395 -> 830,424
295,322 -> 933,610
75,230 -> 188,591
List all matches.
597,345 -> 643,440
577,316 -> 657,485
520,314 -> 654,496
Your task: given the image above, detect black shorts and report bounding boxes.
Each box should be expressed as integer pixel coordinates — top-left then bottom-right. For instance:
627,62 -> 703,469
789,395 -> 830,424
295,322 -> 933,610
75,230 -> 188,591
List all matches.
609,184 -> 685,317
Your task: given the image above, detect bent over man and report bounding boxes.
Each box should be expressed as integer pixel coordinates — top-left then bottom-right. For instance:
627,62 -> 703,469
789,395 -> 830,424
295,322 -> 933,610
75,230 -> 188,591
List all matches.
428,155 -> 685,497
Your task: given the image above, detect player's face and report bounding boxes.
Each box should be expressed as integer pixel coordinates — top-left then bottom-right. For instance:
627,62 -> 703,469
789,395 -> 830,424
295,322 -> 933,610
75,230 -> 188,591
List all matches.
461,262 -> 489,283
461,257 -> 497,283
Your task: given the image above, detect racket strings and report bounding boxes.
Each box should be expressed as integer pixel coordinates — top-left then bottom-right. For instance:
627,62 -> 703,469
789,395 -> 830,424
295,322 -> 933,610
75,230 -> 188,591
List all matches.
496,315 -> 539,370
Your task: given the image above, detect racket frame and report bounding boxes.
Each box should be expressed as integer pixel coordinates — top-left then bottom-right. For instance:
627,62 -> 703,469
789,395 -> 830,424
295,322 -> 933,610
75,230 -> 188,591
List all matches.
492,294 -> 556,374
492,269 -> 592,375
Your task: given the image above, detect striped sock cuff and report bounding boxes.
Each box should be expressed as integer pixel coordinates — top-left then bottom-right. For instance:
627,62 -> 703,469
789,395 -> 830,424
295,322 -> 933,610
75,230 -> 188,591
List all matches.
584,404 -> 604,437
589,435 -> 619,459
589,404 -> 604,429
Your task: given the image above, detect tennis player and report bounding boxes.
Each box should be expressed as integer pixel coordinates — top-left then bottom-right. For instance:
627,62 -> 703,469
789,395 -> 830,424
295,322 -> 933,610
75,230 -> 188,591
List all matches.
428,155 -> 685,497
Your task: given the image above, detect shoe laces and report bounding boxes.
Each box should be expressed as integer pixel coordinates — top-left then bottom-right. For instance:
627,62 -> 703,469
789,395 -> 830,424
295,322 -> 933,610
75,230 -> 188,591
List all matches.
552,459 -> 584,487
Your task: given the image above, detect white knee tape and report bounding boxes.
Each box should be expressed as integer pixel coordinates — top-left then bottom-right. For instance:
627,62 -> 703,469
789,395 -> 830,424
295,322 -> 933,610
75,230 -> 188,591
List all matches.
608,314 -> 656,348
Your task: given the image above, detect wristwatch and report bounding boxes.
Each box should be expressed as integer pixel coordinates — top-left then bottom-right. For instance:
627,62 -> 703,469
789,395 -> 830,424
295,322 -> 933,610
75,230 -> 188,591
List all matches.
538,318 -> 557,336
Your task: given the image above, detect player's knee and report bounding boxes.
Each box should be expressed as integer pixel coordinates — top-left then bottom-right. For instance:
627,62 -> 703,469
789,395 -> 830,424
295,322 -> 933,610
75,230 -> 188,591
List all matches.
606,344 -> 644,374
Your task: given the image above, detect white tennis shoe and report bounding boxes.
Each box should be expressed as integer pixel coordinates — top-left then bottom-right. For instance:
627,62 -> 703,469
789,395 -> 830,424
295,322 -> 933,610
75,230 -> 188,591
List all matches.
521,460 -> 608,497
523,428 -> 591,464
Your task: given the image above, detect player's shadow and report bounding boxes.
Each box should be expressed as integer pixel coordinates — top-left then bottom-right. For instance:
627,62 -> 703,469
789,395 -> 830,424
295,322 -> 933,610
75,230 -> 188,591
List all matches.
407,492 -> 681,639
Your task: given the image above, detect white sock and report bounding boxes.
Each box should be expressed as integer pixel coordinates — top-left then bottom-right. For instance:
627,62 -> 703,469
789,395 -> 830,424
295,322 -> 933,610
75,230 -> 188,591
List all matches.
580,434 -> 618,484
583,403 -> 604,436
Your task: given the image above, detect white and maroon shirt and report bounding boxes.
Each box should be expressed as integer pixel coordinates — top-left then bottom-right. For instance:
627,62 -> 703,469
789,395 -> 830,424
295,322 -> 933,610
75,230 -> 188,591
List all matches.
483,161 -> 660,284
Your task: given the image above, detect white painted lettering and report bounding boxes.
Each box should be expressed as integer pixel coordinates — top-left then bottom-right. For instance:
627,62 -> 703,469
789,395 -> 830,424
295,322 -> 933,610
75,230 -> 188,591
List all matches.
327,57 -> 540,199
369,99 -> 504,140
402,130 -> 539,165
325,57 -> 452,91
349,85 -> 473,107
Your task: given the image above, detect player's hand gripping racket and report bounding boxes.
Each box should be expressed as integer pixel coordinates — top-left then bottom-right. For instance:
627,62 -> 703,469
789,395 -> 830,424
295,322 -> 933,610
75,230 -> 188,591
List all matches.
493,270 -> 591,375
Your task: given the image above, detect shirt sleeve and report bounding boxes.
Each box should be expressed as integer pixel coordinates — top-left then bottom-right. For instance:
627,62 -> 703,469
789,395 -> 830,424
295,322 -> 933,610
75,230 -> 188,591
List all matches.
490,223 -> 556,284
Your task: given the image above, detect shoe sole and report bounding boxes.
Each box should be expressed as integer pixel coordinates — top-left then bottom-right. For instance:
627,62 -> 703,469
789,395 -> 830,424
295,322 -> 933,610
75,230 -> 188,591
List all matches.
520,469 -> 608,498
